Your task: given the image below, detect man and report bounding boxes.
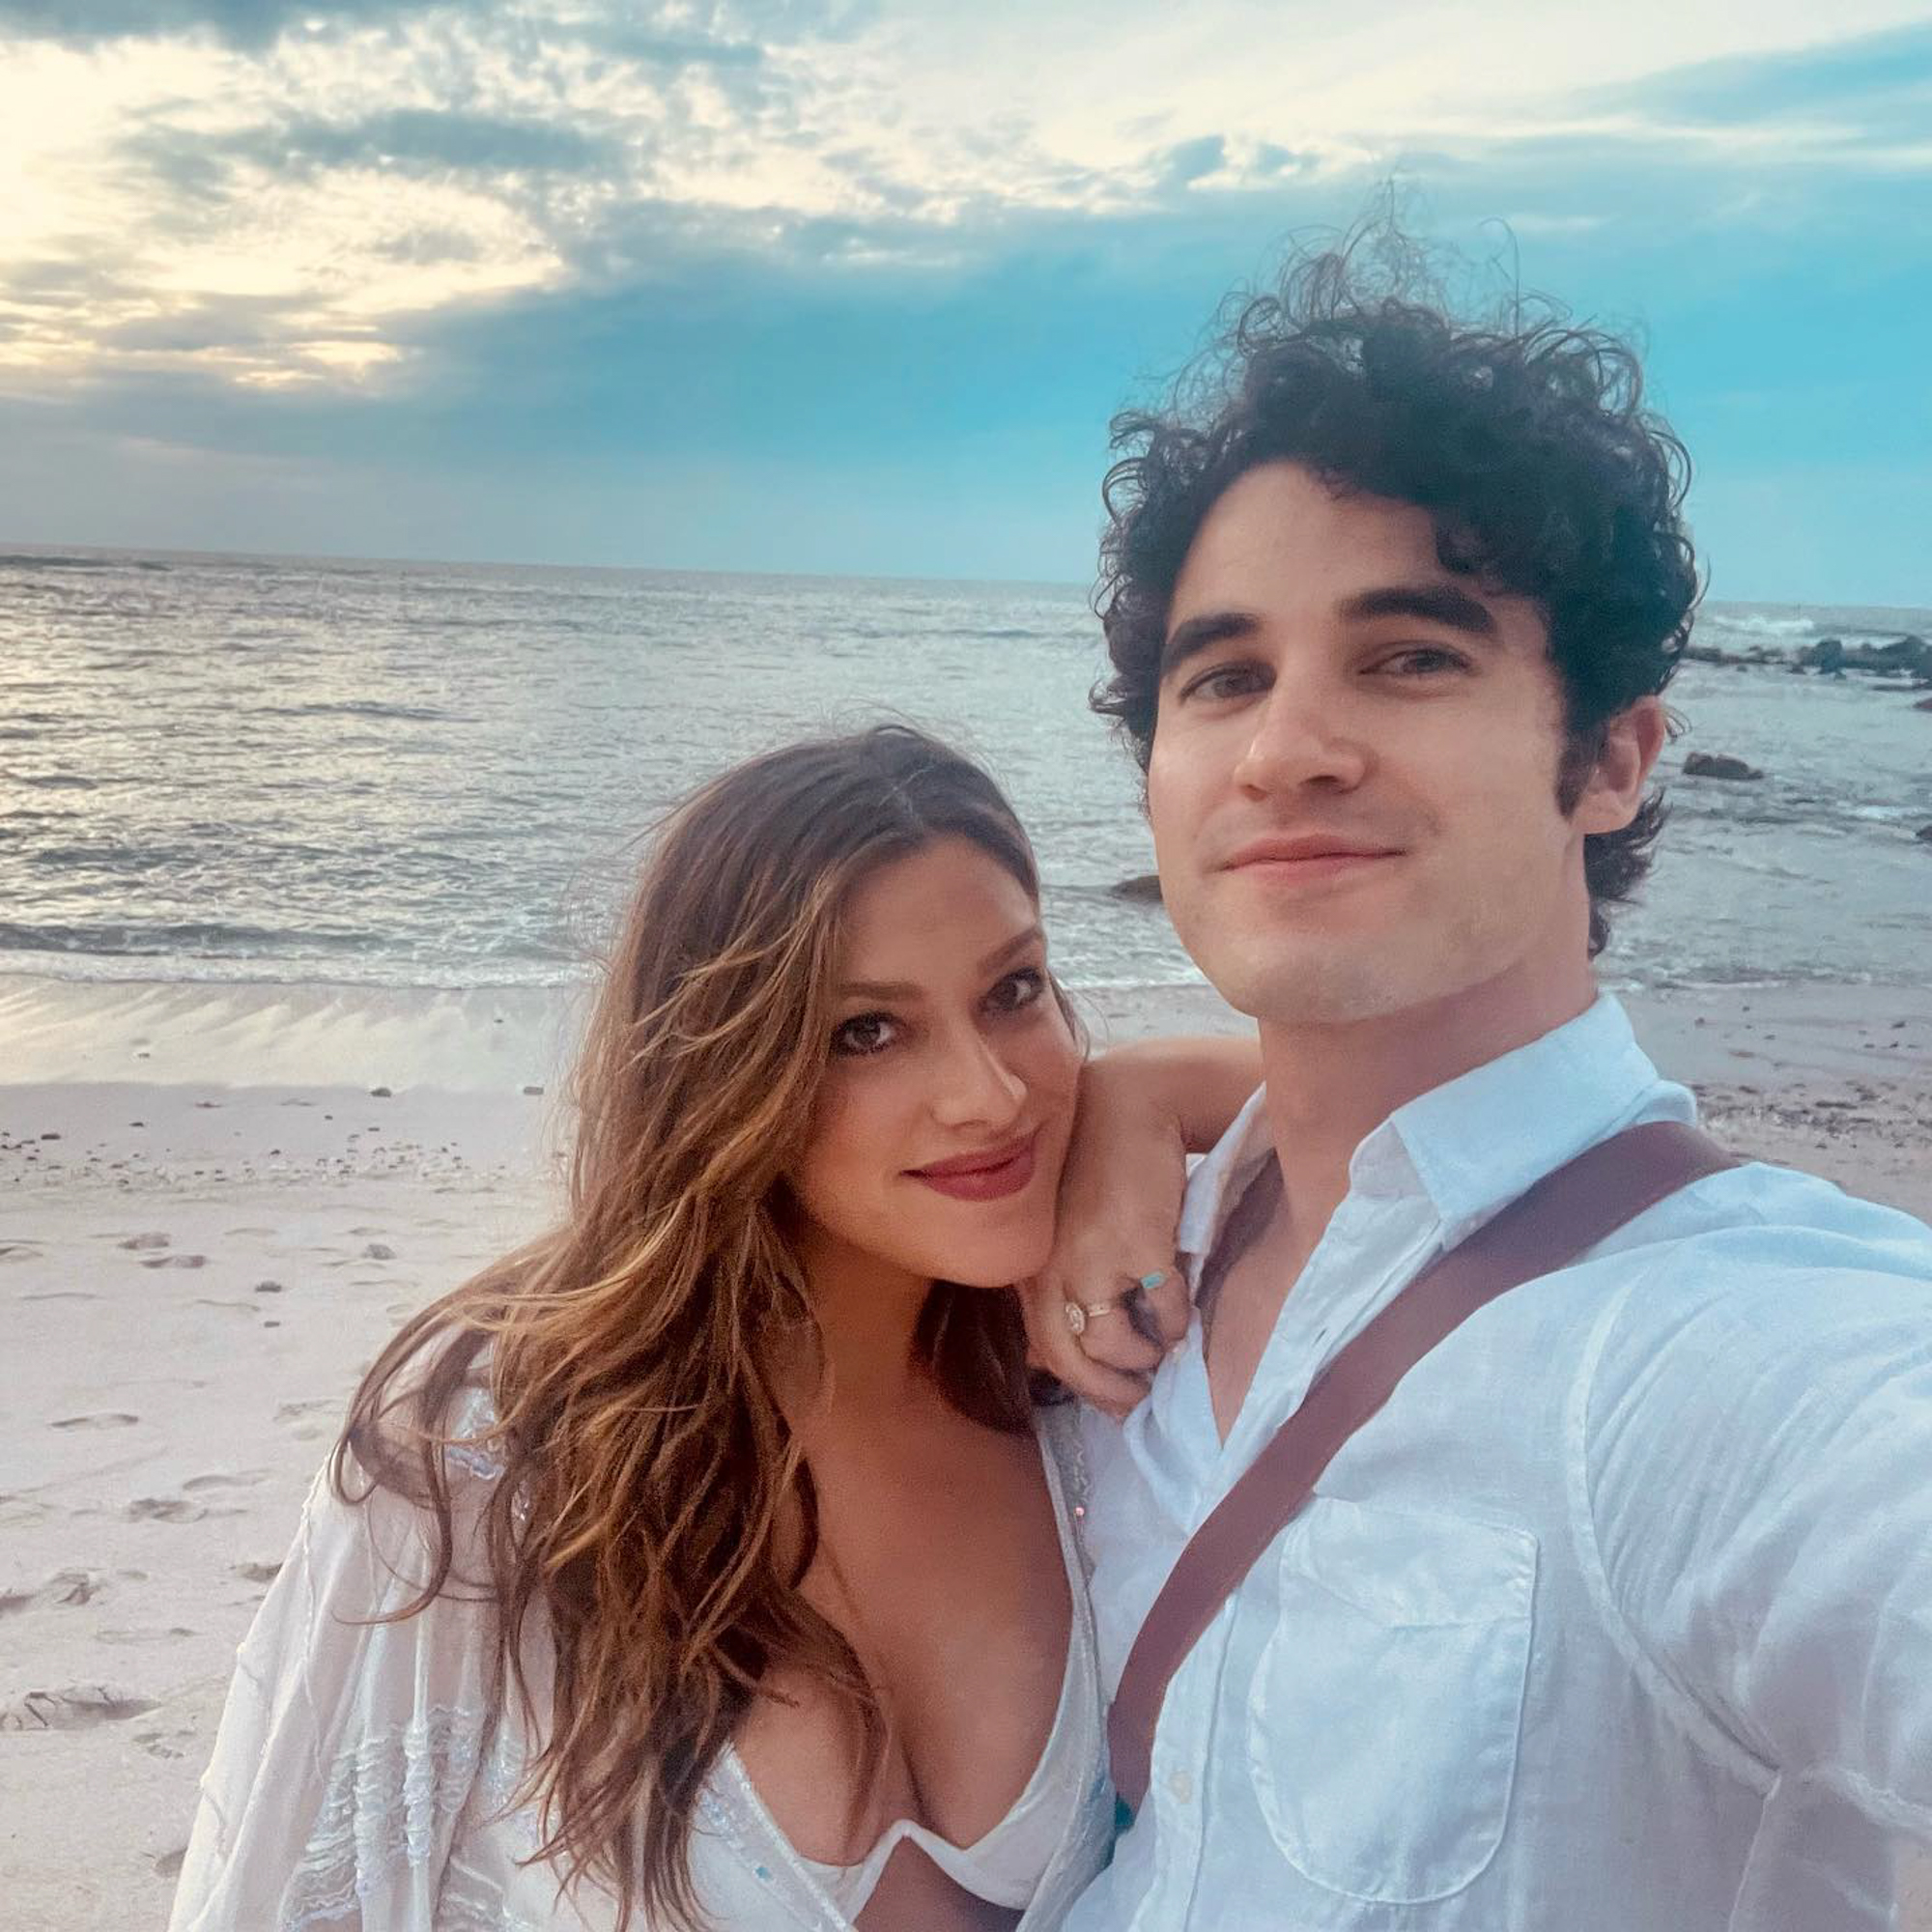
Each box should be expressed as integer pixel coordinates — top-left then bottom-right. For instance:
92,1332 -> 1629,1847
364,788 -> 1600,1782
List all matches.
1033,247 -> 1932,1929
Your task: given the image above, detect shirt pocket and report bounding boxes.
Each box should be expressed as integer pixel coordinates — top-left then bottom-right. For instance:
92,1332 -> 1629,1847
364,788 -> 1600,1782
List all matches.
1246,1496 -> 1537,1905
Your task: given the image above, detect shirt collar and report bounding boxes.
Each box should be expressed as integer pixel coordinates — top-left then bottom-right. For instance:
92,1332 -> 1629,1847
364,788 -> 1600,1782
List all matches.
1178,992 -> 1695,1264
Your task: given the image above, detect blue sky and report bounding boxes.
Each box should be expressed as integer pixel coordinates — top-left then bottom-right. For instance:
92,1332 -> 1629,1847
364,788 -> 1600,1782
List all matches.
1,1 -> 1929,601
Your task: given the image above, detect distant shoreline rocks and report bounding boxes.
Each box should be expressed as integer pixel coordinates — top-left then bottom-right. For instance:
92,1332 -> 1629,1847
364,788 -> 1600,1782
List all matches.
1110,873 -> 1165,904
1800,635 -> 1932,683
1683,752 -> 1765,781
1688,632 -> 1931,691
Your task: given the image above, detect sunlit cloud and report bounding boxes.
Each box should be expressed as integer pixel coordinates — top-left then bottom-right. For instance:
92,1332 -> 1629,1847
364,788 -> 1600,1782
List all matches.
8,0 -> 1930,403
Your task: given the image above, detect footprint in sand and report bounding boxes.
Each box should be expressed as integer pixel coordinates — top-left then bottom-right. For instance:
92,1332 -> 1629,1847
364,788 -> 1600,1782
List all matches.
118,1233 -> 170,1251
233,1559 -> 282,1584
50,1412 -> 140,1431
153,1847 -> 188,1882
133,1725 -> 195,1760
22,1290 -> 99,1303
97,1627 -> 195,1647
126,1495 -> 205,1523
0,1242 -> 43,1264
0,1494 -> 51,1529
0,1684 -> 157,1731
142,1254 -> 208,1270
183,1471 -> 268,1494
0,1566 -> 99,1615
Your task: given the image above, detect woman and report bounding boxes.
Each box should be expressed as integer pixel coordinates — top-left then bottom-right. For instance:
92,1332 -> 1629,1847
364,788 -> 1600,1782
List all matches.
168,724 -> 1250,1932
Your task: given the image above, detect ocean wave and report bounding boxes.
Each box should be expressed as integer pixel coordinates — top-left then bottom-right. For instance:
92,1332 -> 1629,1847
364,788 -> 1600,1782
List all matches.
0,919 -> 379,957
0,553 -> 136,571
5,772 -> 99,790
264,700 -> 457,722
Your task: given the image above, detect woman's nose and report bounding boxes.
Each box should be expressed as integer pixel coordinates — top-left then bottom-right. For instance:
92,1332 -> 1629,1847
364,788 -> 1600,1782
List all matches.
930,1028 -> 1027,1129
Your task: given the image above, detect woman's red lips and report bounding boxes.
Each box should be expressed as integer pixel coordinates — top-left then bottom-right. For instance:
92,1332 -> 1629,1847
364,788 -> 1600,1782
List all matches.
908,1133 -> 1038,1202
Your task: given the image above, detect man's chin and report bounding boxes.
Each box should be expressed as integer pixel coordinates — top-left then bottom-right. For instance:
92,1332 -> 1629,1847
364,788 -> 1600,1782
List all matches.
1204,949 -> 1420,1029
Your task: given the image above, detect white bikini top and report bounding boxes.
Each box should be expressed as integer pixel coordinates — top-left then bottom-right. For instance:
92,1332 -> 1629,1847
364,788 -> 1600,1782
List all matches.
790,1431 -> 1094,1918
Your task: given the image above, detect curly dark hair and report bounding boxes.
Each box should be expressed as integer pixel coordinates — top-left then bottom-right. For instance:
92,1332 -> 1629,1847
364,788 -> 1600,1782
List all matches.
1094,241 -> 1700,955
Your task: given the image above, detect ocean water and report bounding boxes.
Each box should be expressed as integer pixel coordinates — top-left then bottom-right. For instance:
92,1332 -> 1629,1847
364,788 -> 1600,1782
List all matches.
1,547 -> 1927,995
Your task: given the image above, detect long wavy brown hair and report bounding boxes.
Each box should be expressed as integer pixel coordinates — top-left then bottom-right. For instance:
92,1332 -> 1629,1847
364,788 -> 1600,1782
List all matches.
333,724 -> 1054,1929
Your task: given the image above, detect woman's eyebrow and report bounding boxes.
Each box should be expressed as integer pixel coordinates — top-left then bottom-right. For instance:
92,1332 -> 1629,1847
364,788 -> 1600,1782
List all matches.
838,924 -> 1042,1002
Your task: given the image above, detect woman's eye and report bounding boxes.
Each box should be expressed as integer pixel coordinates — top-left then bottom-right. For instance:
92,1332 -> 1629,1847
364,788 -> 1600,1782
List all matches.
985,967 -> 1046,1014
831,1012 -> 896,1057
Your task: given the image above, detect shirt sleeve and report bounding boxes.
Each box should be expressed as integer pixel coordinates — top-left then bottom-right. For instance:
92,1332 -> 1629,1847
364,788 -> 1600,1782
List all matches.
1583,1239 -> 1932,1833
167,1462 -> 500,1932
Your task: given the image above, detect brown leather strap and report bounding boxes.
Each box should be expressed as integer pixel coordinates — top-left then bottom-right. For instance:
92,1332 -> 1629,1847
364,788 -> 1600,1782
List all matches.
1107,1119 -> 1738,1814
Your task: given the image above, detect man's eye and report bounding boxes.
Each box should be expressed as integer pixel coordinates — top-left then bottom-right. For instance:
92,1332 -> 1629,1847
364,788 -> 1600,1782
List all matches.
985,967 -> 1046,1014
831,1013 -> 896,1057
1376,646 -> 1468,676
1181,663 -> 1264,702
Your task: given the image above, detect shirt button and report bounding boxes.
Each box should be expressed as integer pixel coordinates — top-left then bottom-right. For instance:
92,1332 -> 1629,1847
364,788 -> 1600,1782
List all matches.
1167,1769 -> 1194,1804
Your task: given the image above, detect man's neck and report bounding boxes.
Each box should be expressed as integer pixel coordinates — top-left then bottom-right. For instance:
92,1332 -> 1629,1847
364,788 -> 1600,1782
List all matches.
1258,959 -> 1600,1274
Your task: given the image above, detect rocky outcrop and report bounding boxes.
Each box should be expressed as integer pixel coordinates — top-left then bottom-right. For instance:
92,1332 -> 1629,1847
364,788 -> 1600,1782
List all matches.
1110,873 -> 1165,903
1683,752 -> 1765,781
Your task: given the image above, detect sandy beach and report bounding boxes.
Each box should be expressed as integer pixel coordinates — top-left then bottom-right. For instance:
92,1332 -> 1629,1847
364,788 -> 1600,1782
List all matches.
4,972 -> 1929,1927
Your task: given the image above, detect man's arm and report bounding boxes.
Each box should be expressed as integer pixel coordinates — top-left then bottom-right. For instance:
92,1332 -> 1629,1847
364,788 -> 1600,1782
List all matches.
1023,1035 -> 1261,1414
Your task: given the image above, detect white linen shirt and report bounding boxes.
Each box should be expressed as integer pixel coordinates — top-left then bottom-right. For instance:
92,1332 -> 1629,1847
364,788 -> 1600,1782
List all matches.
168,1400 -> 1113,1932
1068,994 -> 1932,1932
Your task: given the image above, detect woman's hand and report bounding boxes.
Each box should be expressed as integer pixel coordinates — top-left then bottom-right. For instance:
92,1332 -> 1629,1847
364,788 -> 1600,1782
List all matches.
1024,1035 -> 1260,1417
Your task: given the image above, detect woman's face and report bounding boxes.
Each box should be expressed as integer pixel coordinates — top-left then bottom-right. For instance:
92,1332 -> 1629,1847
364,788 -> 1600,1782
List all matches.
788,834 -> 1081,1293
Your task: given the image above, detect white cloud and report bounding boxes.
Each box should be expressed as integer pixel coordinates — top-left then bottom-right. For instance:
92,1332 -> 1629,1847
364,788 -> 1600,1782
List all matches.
4,0 -> 1930,398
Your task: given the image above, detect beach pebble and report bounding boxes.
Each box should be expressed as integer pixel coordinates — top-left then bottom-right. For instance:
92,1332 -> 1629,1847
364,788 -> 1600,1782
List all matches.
369,1086 -> 393,1097
522,1084 -> 544,1096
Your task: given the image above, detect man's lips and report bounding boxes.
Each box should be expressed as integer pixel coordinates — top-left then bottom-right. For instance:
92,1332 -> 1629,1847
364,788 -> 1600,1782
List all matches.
1221,833 -> 1403,881
907,1133 -> 1038,1202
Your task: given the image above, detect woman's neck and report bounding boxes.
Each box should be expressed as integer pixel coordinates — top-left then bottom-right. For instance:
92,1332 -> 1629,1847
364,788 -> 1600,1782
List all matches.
784,1224 -> 935,1422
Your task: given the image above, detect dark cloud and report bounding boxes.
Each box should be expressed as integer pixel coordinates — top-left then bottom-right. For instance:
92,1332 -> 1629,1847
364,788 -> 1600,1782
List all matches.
232,109 -> 622,178
0,0 -> 849,52
1590,21 -> 1932,134
0,0 -> 415,49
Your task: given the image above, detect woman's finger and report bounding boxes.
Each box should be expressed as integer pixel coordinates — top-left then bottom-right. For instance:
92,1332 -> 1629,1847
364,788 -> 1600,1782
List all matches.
1073,1302 -> 1164,1378
1136,1260 -> 1192,1347
1020,1274 -> 1155,1414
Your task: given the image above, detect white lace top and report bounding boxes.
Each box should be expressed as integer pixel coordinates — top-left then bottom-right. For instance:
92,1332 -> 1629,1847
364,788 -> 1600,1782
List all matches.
167,1396 -> 1112,1932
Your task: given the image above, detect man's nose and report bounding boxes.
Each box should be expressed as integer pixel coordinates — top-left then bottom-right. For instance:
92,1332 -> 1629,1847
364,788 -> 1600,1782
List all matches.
1233,674 -> 1369,795
930,1026 -> 1028,1129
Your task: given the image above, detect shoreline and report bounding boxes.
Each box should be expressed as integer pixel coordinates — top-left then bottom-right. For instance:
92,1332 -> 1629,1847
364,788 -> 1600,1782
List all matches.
3,970 -> 1928,1923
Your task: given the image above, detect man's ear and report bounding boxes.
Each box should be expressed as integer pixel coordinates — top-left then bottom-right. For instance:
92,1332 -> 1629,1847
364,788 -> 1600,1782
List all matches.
1573,696 -> 1667,835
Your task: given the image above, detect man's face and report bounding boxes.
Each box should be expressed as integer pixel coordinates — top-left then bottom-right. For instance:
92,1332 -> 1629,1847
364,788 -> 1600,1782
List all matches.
1148,460 -> 1648,1029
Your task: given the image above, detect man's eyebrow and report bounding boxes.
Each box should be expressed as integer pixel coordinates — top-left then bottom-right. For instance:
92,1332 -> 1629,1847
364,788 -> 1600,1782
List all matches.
1339,582 -> 1500,638
1159,610 -> 1260,681
838,924 -> 1043,1003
